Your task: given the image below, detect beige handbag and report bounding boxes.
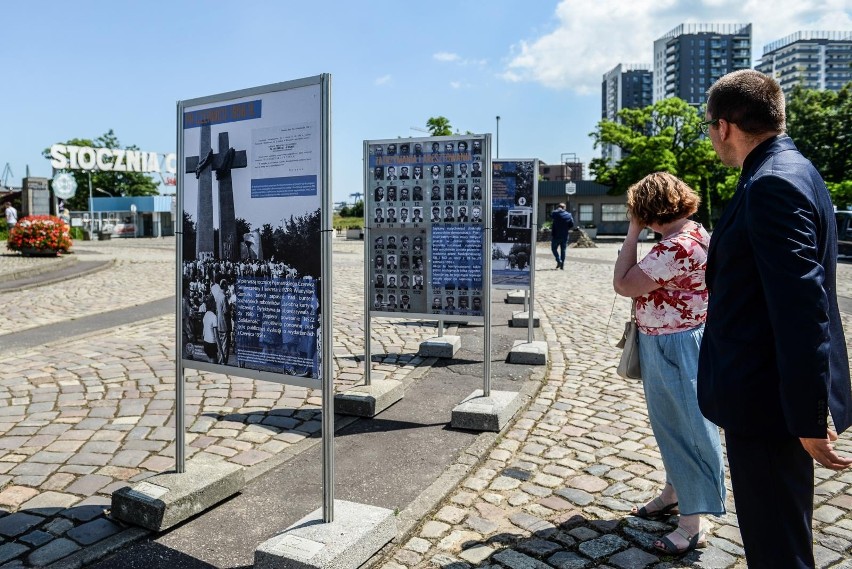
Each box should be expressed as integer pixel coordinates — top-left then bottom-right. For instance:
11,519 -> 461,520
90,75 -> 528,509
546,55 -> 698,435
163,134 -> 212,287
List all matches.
616,301 -> 642,380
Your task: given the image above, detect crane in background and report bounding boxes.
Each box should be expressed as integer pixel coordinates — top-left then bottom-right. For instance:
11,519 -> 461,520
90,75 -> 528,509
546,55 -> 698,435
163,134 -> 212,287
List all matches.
1,163 -> 13,191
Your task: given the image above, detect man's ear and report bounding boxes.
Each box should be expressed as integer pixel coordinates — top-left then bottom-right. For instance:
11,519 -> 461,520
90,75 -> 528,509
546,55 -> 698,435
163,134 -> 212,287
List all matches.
718,119 -> 732,141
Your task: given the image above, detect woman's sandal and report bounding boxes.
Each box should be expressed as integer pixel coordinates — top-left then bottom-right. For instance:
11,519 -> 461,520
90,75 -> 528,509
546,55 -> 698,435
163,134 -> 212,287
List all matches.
653,526 -> 708,554
631,496 -> 679,519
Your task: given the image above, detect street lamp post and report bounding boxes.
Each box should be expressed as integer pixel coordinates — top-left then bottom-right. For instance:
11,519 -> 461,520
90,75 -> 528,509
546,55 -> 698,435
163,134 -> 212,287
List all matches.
496,116 -> 500,159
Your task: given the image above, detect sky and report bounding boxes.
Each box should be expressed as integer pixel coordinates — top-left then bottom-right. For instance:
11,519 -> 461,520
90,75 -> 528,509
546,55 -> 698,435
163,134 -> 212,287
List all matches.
1,0 -> 849,205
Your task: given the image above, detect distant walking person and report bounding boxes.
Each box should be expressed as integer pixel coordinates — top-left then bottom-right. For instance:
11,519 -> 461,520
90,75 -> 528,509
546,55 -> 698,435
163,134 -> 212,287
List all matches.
4,201 -> 17,226
614,172 -> 725,555
550,203 -> 574,270
698,69 -> 851,568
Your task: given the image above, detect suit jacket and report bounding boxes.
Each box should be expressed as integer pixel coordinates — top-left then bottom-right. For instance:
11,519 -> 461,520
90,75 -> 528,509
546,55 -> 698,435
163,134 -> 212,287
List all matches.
698,135 -> 852,437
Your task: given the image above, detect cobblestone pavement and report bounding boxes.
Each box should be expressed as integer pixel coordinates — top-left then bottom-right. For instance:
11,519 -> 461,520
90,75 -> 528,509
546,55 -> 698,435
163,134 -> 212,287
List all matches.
371,245 -> 852,569
0,237 -> 850,568
0,237 -> 445,568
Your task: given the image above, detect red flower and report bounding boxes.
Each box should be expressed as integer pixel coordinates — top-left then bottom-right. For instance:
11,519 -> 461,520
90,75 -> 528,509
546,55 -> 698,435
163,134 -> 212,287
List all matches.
6,215 -> 72,254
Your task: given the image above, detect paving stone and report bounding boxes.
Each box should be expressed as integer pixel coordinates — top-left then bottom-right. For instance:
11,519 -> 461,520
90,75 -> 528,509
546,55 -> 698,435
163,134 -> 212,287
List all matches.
437,530 -> 482,553
65,473 -> 113,495
608,547 -> 658,569
465,515 -> 499,535
555,487 -> 594,506
547,551 -> 591,569
577,534 -> 628,559
0,543 -> 28,565
43,517 -> 74,536
435,506 -> 467,525
59,496 -> 111,522
492,549 -> 552,569
458,544 -> 495,564
516,538 -> 562,557
502,467 -> 532,481
566,474 -> 608,493
0,486 -> 38,508
0,512 -> 44,537
393,548 -> 421,565
27,537 -> 81,566
508,512 -> 556,537
813,505 -> 844,523
421,520 -> 451,538
19,491 -> 80,515
685,545 -> 737,569
19,530 -> 53,547
812,544 -> 843,568
490,476 -> 523,491
538,495 -> 574,511
404,537 -> 431,554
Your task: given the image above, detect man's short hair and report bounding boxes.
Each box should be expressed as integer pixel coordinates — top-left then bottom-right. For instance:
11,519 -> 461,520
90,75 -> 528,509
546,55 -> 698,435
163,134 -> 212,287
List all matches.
706,69 -> 785,135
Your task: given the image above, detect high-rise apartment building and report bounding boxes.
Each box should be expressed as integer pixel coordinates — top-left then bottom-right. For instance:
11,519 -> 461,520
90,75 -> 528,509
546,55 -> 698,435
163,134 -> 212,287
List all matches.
756,31 -> 852,96
602,63 -> 654,121
653,23 -> 752,105
601,63 -> 653,162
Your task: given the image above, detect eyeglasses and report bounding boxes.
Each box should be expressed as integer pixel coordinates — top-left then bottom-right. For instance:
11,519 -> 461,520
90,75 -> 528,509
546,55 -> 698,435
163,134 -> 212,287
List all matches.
699,118 -> 720,134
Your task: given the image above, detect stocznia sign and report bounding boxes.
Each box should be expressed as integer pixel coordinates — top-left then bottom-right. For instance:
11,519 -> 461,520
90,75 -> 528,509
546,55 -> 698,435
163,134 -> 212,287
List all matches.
49,144 -> 177,175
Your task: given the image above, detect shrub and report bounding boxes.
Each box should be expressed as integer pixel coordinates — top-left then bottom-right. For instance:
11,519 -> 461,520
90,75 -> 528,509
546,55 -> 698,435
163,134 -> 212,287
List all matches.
7,215 -> 73,254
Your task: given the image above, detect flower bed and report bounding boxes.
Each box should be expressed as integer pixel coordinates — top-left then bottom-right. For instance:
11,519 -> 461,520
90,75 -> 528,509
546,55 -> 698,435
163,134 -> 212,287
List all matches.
6,215 -> 73,256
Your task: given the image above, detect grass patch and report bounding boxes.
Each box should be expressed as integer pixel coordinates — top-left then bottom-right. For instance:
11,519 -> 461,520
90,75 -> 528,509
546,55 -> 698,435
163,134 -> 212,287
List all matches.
333,216 -> 362,231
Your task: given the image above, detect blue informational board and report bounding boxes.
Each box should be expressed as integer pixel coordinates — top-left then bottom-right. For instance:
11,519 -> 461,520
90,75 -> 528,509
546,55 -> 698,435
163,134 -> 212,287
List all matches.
178,76 -> 330,387
365,135 -> 490,323
491,159 -> 537,290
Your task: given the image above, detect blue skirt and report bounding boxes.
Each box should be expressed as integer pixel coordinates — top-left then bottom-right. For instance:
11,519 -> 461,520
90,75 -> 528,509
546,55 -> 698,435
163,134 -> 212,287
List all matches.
638,324 -> 726,516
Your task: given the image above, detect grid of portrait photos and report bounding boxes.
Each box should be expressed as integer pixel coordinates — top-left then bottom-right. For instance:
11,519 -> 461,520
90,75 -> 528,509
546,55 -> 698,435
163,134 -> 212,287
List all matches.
367,137 -> 486,318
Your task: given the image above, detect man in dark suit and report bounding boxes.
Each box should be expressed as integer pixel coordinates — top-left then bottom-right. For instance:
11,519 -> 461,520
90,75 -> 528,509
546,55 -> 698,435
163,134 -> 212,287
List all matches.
698,69 -> 852,568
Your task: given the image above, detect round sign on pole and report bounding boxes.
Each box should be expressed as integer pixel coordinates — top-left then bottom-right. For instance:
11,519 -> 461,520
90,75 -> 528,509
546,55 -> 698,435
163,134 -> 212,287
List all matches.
52,172 -> 78,199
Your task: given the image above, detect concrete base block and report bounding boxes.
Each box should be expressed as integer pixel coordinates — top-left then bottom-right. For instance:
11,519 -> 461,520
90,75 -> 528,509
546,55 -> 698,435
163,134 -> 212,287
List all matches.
505,290 -> 527,305
255,500 -> 397,569
510,311 -> 540,328
111,457 -> 244,531
451,389 -> 524,432
508,340 -> 548,365
418,335 -> 461,358
334,379 -> 404,417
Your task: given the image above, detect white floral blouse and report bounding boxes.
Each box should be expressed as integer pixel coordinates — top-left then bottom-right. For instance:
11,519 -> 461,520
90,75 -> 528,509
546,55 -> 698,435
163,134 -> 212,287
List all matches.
635,221 -> 709,335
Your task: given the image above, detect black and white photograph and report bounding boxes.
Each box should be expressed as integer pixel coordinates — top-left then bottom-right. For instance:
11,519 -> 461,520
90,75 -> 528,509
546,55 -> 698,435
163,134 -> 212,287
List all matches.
181,83 -> 323,382
366,136 -> 488,321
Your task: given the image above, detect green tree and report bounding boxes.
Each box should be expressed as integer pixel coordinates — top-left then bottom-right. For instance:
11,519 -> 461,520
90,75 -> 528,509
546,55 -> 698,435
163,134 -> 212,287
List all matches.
42,129 -> 161,211
339,200 -> 363,218
426,116 -> 453,136
786,82 -> 852,207
589,97 -> 735,227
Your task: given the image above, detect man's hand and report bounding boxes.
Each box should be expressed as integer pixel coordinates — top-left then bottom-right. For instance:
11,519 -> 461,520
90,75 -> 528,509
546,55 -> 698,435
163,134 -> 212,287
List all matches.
800,430 -> 852,470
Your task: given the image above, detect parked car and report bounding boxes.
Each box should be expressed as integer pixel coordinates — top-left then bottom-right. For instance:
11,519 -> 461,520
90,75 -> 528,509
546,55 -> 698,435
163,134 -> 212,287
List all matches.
837,210 -> 852,257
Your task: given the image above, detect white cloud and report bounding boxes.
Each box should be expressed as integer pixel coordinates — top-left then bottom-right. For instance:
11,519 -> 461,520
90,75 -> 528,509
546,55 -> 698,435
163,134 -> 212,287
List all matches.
434,52 -> 489,66
450,81 -> 462,89
434,52 -> 461,62
502,0 -> 852,93
375,75 -> 392,86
